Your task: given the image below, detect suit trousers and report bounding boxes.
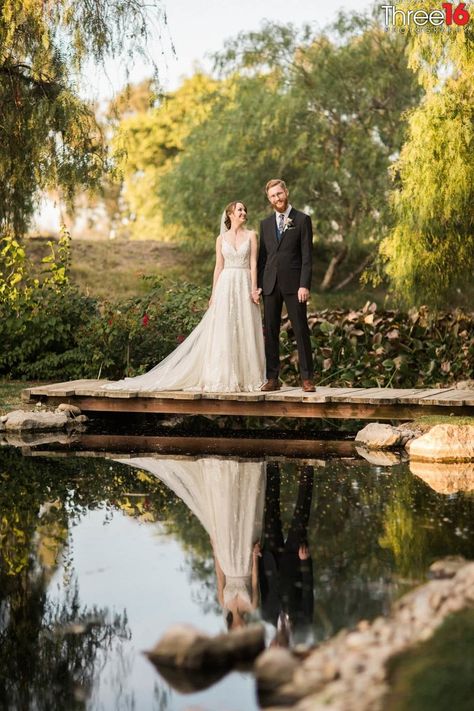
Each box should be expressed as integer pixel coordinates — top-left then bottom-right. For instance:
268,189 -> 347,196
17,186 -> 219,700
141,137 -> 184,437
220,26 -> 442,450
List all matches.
263,283 -> 314,380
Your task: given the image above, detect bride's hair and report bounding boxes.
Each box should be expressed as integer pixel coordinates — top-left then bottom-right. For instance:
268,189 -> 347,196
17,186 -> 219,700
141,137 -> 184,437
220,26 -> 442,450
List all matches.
224,201 -> 247,230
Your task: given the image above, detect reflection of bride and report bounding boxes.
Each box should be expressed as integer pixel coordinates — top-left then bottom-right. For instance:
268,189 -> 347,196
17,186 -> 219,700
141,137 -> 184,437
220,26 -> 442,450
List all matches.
116,457 -> 266,629
103,201 -> 265,393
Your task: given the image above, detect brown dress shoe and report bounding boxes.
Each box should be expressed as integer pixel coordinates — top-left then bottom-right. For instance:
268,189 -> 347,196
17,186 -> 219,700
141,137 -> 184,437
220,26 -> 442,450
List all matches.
302,379 -> 315,392
261,379 -> 281,392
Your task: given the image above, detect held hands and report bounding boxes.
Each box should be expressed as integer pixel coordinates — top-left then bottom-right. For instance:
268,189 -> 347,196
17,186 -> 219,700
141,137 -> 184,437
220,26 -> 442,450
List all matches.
298,287 -> 310,304
251,287 -> 262,305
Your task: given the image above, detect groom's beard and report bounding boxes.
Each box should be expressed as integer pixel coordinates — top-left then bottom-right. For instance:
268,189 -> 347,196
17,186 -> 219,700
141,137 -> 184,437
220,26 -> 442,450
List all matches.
274,198 -> 288,213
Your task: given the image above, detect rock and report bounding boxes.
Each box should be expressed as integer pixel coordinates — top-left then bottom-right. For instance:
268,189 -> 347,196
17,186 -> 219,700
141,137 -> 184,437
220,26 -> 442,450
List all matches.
0,415 -> 8,423
409,424 -> 474,462
56,403 -> 83,417
261,560 -> 474,711
355,447 -> 401,466
428,556 -> 467,580
146,623 -> 265,671
355,423 -> 404,449
254,647 -> 299,691
4,410 -> 70,432
455,380 -> 474,389
410,460 -> 474,494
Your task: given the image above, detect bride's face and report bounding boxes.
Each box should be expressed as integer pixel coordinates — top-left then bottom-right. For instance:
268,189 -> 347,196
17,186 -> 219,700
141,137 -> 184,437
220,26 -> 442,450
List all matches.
231,202 -> 247,226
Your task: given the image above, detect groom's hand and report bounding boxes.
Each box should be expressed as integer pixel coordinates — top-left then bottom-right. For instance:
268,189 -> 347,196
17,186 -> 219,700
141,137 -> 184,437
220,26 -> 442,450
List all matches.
298,287 -> 310,303
251,288 -> 262,304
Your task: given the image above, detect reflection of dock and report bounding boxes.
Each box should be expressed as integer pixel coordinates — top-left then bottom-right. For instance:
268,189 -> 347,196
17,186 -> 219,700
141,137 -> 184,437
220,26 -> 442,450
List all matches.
16,433 -> 356,460
22,380 -> 474,420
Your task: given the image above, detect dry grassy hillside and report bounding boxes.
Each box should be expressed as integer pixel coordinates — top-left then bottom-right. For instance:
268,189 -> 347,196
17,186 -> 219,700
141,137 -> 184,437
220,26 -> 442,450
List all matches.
26,236 -> 389,307
27,238 -> 215,299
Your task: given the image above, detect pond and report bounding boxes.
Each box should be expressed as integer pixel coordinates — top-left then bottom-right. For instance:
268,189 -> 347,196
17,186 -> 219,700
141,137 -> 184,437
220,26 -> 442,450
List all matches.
0,439 -> 473,710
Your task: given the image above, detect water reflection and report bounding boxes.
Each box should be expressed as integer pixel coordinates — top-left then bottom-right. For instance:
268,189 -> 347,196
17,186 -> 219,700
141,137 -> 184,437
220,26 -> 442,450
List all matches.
259,463 -> 314,648
115,457 -> 266,630
0,444 -> 474,710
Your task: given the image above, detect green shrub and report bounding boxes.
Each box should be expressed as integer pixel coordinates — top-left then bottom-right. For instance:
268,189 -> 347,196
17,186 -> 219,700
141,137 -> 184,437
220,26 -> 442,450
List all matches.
281,302 -> 474,388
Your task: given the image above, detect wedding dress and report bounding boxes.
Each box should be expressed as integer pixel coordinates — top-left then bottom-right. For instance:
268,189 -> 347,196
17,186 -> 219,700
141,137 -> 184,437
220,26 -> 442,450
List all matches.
103,236 -> 265,393
115,457 -> 266,608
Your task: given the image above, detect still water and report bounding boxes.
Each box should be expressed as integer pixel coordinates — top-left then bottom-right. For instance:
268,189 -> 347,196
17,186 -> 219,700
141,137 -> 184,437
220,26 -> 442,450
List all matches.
0,443 -> 473,710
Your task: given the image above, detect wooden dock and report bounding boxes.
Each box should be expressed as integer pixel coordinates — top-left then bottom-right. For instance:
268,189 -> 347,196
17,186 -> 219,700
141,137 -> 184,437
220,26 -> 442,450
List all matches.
21,380 -> 474,421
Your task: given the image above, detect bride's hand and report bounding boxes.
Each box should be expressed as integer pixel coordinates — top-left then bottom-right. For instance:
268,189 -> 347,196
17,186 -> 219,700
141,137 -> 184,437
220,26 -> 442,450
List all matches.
251,289 -> 260,305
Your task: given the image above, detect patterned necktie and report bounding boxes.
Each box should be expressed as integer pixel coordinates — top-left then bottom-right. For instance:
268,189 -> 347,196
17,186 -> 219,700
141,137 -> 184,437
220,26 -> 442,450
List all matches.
278,213 -> 285,240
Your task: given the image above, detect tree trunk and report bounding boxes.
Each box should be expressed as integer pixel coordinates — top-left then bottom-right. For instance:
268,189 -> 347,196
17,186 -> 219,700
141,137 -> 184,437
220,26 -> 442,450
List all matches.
333,254 -> 373,292
320,245 -> 348,292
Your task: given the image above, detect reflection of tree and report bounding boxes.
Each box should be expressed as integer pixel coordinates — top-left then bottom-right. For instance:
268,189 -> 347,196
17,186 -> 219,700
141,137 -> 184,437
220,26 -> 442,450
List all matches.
278,462 -> 474,642
0,576 -> 129,710
379,476 -> 430,578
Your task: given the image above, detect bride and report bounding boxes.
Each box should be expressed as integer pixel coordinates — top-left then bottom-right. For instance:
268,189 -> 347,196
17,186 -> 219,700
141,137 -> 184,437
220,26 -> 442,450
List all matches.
103,201 -> 265,393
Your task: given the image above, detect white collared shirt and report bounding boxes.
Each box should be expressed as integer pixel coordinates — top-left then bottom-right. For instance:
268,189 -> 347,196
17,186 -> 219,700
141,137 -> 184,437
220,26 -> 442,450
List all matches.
275,204 -> 292,229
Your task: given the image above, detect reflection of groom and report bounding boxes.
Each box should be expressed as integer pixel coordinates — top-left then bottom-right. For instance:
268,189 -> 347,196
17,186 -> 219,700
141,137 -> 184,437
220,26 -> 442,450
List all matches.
256,179 -> 315,392
258,462 -> 314,646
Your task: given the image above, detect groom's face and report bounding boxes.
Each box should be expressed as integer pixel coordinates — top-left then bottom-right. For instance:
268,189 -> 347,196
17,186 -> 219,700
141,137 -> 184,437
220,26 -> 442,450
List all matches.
267,184 -> 289,213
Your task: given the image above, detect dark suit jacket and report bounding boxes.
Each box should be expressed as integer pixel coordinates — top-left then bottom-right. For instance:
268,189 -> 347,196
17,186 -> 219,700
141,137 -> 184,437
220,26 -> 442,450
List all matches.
257,207 -> 313,295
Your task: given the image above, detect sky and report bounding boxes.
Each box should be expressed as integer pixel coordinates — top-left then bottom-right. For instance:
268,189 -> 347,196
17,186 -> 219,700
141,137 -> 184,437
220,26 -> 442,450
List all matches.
82,0 -> 372,99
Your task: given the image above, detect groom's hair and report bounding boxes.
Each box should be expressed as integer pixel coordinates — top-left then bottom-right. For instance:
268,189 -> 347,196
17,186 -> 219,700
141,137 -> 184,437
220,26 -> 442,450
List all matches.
265,179 -> 287,194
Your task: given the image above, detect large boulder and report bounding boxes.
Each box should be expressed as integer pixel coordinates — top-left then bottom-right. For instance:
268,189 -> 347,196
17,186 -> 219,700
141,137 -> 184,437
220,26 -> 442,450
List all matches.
355,423 -> 404,449
146,623 -> 265,671
409,424 -> 474,462
1,407 -> 88,433
4,410 -> 70,432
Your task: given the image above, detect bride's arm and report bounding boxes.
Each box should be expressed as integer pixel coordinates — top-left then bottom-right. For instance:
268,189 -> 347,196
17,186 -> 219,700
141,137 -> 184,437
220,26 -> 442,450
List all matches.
210,236 -> 224,305
250,231 -> 259,301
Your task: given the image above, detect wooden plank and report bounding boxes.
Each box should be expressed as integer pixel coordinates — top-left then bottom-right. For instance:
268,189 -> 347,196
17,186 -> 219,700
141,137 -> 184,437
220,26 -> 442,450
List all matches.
31,394 -> 474,420
417,389 -> 474,406
302,387 -> 360,403
325,388 -> 381,402
395,388 -> 456,404
201,391 -> 265,401
263,388 -> 304,403
140,391 -> 203,400
330,388 -> 422,404
26,379 -> 97,397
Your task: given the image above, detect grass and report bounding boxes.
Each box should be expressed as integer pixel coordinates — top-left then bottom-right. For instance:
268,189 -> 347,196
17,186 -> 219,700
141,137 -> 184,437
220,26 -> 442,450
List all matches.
412,415 -> 474,427
385,608 -> 474,711
0,380 -> 40,415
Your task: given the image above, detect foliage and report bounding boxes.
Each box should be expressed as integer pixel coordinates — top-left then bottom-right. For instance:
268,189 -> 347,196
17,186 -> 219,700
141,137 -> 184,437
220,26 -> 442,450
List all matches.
74,277 -> 210,379
379,1 -> 474,306
107,11 -> 420,288
386,609 -> 474,711
110,74 -> 222,241
0,0 -> 163,241
280,301 -> 474,388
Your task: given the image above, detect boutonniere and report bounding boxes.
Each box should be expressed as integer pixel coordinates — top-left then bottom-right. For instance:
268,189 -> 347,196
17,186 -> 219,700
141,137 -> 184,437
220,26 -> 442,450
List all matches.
283,217 -> 294,232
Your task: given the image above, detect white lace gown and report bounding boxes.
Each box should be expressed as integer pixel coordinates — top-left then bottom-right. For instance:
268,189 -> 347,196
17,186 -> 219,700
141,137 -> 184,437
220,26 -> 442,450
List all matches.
116,457 -> 266,608
103,237 -> 265,393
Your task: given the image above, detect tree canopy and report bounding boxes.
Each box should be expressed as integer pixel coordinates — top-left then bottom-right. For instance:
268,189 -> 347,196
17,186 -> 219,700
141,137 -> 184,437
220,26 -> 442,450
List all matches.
0,0 -> 163,239
110,12 -> 420,290
379,1 -> 474,306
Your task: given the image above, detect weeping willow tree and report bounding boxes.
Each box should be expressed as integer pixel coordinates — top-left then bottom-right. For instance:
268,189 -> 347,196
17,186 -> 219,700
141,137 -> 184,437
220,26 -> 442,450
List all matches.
0,0 -> 163,242
380,1 -> 474,306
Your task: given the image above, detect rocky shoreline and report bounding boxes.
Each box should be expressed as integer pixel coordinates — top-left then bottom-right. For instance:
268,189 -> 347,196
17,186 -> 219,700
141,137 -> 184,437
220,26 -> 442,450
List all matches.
147,559 -> 474,711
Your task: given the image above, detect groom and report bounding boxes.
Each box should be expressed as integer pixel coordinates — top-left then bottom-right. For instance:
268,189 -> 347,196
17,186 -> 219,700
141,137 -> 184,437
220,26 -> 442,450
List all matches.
255,179 -> 315,392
